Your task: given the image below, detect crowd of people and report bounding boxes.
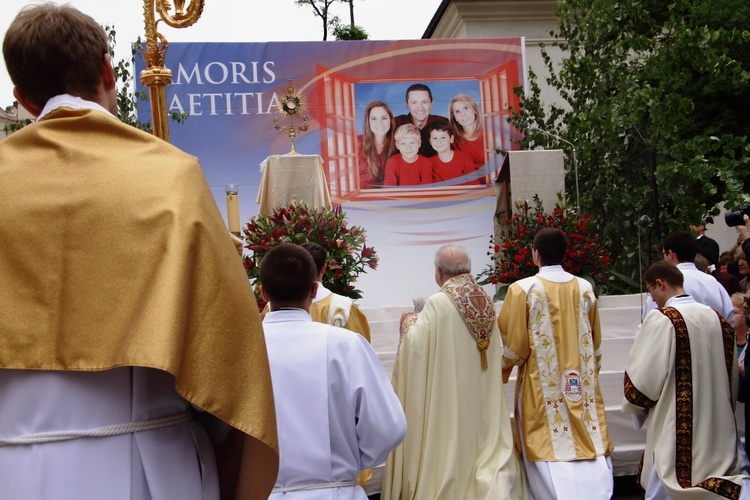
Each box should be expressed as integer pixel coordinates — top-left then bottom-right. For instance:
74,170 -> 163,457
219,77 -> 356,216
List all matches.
358,84 -> 488,188
4,3 -> 750,500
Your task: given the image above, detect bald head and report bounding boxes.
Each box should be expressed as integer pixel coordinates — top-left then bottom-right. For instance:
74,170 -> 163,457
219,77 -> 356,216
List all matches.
434,245 -> 471,286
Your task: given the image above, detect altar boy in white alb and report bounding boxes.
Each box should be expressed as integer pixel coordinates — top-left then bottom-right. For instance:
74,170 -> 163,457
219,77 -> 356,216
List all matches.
259,243 -> 407,498
623,261 -> 747,498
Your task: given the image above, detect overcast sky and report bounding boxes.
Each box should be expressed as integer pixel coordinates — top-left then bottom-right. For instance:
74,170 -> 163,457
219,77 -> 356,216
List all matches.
1,0 -> 443,106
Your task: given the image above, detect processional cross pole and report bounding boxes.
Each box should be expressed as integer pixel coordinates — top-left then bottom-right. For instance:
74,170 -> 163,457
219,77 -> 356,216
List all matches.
140,0 -> 204,142
141,1 -> 244,257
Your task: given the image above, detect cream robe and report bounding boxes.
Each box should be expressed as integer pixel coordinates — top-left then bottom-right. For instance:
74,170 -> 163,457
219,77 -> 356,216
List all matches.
382,281 -> 526,500
498,266 -> 614,499
263,309 -> 406,499
0,97 -> 278,498
623,295 -> 745,498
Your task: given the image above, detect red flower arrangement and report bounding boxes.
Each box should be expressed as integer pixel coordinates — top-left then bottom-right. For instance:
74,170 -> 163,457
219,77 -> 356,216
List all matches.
243,201 -> 378,309
477,195 -> 610,300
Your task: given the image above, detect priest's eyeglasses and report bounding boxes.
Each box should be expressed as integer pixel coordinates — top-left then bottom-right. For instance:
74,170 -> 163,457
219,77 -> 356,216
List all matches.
646,279 -> 664,296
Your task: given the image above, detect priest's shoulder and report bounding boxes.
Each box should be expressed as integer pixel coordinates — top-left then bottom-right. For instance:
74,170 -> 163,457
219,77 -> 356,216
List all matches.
105,118 -> 203,173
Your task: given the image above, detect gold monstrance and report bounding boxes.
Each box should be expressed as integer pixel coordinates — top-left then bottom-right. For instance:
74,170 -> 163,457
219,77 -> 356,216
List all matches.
274,79 -> 309,155
141,0 -> 204,142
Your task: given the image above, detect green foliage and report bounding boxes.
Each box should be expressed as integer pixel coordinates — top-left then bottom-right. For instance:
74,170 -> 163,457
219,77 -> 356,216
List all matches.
332,23 -> 368,40
335,0 -> 367,39
296,0 -> 368,40
516,0 -> 750,291
242,201 -> 379,308
3,119 -> 33,135
104,25 -> 188,132
104,26 -> 149,131
295,0 -> 337,40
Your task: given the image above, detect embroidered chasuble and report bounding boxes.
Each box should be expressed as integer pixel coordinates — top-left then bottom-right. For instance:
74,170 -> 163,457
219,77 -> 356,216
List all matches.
383,274 -> 526,500
623,298 -> 744,498
0,107 -> 279,495
498,275 -> 613,462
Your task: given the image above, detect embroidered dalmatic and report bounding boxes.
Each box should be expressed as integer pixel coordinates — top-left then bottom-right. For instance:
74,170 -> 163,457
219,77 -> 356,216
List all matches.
498,274 -> 613,462
383,274 -> 526,500
623,296 -> 744,499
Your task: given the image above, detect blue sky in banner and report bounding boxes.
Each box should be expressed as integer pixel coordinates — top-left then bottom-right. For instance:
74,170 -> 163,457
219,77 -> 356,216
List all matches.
135,39 -> 524,306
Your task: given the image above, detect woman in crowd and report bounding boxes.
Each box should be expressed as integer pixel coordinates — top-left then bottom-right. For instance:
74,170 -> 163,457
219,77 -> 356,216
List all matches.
732,292 -> 748,377
358,101 -> 396,188
449,94 -> 485,170
735,246 -> 750,291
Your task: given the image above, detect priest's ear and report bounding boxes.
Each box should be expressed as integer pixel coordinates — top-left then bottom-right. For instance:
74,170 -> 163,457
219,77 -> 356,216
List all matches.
259,285 -> 270,304
13,87 -> 43,118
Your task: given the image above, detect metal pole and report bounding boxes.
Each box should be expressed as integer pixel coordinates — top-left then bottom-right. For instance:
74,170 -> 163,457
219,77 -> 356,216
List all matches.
141,0 -> 204,142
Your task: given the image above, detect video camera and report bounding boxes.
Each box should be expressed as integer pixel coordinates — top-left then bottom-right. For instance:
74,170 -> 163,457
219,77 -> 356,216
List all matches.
725,204 -> 750,227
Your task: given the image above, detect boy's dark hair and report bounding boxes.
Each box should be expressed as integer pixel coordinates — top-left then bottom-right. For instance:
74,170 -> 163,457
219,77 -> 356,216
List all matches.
532,228 -> 568,266
3,3 -> 110,110
643,261 -> 684,288
300,242 -> 327,275
426,121 -> 456,138
260,243 -> 316,304
663,231 -> 697,263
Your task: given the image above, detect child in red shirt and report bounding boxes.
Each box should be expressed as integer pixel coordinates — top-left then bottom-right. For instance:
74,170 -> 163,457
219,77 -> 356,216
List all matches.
384,124 -> 433,186
427,122 -> 476,184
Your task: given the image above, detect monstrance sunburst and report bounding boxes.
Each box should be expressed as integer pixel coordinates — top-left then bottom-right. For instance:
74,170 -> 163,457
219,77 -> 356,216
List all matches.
274,79 -> 309,155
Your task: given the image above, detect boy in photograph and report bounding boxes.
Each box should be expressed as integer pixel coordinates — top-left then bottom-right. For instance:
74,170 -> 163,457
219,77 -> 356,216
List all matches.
383,123 -> 433,186
427,122 -> 477,184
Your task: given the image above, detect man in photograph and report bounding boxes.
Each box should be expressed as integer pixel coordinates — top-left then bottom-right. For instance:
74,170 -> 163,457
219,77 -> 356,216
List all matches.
394,83 -> 449,158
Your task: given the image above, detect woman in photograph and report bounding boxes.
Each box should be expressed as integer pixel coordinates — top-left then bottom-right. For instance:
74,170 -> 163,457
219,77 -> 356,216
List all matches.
358,101 -> 396,189
449,94 -> 485,169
